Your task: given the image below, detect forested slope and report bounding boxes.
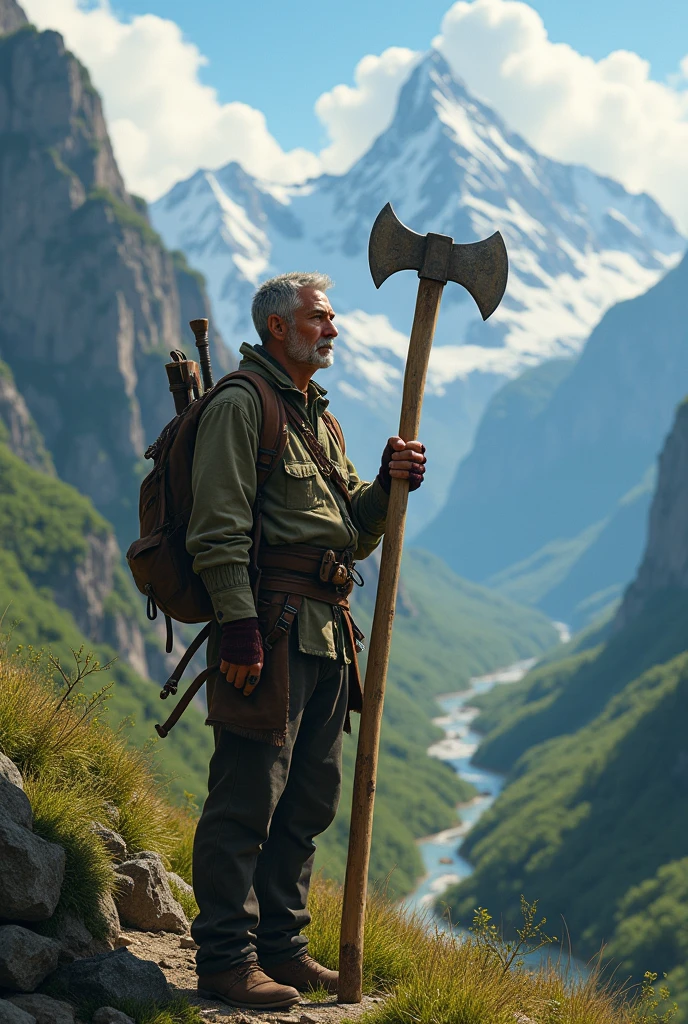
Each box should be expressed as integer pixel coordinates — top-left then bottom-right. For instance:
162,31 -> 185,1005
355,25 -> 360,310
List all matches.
441,398 -> 688,1014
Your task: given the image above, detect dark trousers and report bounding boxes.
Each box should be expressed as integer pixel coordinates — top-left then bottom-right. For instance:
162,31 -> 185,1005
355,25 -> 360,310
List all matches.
191,630 -> 349,975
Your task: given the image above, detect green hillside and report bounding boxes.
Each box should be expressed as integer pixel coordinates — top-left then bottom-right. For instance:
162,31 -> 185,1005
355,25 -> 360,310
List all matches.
440,590 -> 688,1010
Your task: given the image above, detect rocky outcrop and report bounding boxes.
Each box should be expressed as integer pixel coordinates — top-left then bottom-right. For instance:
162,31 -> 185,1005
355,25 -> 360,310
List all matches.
46,948 -> 169,1008
0,12 -> 232,544
0,815 -> 65,922
0,363 -> 53,474
0,0 -> 26,35
616,400 -> 688,628
114,854 -> 188,934
0,927 -> 61,992
8,994 -> 75,1024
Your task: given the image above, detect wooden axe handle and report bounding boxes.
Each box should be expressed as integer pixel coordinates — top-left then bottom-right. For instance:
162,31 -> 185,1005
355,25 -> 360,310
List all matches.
338,278 -> 444,1003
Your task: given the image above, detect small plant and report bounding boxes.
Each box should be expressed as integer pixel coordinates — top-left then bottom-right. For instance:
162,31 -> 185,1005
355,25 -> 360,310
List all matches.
631,972 -> 678,1024
470,895 -> 557,973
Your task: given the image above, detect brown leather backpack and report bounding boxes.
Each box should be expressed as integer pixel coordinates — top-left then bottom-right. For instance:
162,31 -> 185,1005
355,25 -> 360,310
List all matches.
126,371 -> 289,650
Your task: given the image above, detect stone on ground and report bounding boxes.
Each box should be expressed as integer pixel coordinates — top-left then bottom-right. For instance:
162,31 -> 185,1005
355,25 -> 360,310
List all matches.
46,947 -> 169,1007
8,994 -> 75,1024
0,814 -> 65,921
90,823 -> 127,862
0,998 -> 37,1023
0,926 -> 61,992
92,1008 -> 136,1024
115,853 -> 187,933
0,754 -> 23,790
0,776 -> 32,832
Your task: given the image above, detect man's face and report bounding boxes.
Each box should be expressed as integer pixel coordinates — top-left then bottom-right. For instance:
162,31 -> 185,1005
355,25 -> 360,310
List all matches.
283,287 -> 338,369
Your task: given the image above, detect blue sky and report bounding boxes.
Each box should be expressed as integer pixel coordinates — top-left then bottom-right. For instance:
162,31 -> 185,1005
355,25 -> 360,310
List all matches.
111,0 -> 687,152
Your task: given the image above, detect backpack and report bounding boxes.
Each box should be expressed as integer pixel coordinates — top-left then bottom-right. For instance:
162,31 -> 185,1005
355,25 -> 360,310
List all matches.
126,371 -> 289,651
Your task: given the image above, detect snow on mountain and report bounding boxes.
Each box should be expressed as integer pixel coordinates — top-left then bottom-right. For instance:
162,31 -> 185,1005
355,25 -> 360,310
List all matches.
151,51 -> 683,534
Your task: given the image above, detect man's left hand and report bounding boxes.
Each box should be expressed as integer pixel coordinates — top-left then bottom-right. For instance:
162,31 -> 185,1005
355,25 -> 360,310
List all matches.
377,437 -> 427,493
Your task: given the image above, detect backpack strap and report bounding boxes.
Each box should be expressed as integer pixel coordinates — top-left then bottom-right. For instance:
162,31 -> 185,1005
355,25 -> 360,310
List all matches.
322,410 -> 346,456
209,370 -> 288,487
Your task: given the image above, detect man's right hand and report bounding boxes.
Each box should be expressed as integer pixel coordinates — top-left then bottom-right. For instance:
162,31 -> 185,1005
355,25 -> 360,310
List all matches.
219,618 -> 264,696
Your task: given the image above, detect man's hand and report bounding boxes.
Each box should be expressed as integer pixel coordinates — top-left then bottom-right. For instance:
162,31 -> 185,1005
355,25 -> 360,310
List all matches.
219,617 -> 264,696
377,437 -> 427,494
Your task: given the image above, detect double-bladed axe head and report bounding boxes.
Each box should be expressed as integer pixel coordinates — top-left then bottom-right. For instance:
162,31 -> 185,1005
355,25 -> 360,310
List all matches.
368,203 -> 508,320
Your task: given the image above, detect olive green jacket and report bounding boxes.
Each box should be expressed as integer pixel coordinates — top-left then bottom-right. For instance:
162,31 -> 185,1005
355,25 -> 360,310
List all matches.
186,343 -> 389,658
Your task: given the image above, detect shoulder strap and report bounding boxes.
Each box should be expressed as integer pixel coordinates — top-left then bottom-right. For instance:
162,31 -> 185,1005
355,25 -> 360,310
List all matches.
211,370 -> 288,488
322,410 -> 346,456
283,403 -> 353,514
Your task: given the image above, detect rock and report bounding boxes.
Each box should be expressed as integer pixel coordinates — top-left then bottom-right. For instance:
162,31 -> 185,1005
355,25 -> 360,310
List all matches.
45,947 -> 169,1007
90,824 -> 127,862
0,754 -> 23,791
179,935 -> 198,949
0,998 -> 36,1024
58,891 -> 119,960
8,994 -> 75,1024
92,1009 -> 136,1024
0,926 -> 61,993
167,872 -> 193,897
0,776 -> 32,831
114,935 -> 134,947
115,854 -> 187,933
0,813 -> 65,921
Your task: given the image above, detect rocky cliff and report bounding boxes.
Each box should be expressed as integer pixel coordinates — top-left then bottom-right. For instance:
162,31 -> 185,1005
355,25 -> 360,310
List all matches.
0,10 -> 232,544
615,399 -> 688,629
0,0 -> 26,35
0,359 -> 53,474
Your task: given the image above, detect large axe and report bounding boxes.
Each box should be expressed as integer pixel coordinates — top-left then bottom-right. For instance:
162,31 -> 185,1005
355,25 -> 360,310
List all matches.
337,204 -> 508,1003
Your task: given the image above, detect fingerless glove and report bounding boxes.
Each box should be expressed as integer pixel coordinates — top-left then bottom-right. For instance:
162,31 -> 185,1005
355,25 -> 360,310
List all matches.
377,443 -> 426,495
219,617 -> 263,665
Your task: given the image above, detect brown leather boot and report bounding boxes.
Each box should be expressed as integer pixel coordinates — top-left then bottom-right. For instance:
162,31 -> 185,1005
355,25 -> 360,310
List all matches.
266,952 -> 339,995
198,961 -> 301,1009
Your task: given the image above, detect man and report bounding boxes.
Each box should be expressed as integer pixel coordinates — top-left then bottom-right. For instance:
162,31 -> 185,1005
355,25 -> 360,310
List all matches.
187,271 -> 426,1009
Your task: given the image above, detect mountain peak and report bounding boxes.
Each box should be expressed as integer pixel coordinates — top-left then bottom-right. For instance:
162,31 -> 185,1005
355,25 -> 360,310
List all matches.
0,0 -> 28,36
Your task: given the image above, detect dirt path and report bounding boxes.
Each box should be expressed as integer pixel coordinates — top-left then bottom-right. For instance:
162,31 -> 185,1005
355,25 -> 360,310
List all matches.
120,929 -> 382,1024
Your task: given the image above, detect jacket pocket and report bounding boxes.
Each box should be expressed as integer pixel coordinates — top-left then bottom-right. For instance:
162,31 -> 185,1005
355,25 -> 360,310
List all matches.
283,460 -> 322,510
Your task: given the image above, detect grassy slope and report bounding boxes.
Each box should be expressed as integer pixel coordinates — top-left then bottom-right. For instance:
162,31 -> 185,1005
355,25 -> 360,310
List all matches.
0,436 -> 559,895
440,591 -> 688,1012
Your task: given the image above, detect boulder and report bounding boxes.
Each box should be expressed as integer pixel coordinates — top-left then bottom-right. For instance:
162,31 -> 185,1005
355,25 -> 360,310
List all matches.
0,814 -> 65,921
92,1009 -> 136,1024
0,754 -> 23,791
0,776 -> 32,831
167,872 -> 193,898
0,999 -> 36,1023
115,854 -> 187,933
8,994 -> 75,1024
58,892 -> 120,960
0,926 -> 61,992
46,947 -> 169,1007
90,824 -> 127,862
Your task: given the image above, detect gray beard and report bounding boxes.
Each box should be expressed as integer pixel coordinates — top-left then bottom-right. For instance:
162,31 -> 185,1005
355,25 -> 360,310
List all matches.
284,325 -> 335,369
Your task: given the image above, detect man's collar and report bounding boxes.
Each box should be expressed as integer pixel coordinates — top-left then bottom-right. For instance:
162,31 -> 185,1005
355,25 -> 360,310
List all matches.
238,342 -> 329,402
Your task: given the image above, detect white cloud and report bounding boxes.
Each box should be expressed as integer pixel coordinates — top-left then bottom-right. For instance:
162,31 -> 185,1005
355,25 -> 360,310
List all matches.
316,47 -> 420,172
18,0 -> 688,232
21,0 -> 320,199
434,0 -> 688,230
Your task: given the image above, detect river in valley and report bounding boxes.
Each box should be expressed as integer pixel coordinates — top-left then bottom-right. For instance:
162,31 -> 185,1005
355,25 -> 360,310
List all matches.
402,657 -> 537,921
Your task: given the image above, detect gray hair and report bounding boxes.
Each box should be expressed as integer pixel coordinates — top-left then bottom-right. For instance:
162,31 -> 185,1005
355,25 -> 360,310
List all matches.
251,271 -> 333,344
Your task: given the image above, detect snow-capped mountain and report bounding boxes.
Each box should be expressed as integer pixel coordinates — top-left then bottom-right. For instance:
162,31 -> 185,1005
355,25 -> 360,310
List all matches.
151,51 -> 683,534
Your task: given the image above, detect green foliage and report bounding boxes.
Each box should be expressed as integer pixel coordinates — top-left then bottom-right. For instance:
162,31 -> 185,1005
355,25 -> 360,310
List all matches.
439,591 -> 688,1019
169,876 -> 198,923
0,643 -> 198,926
470,896 -> 557,973
78,996 -> 204,1023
